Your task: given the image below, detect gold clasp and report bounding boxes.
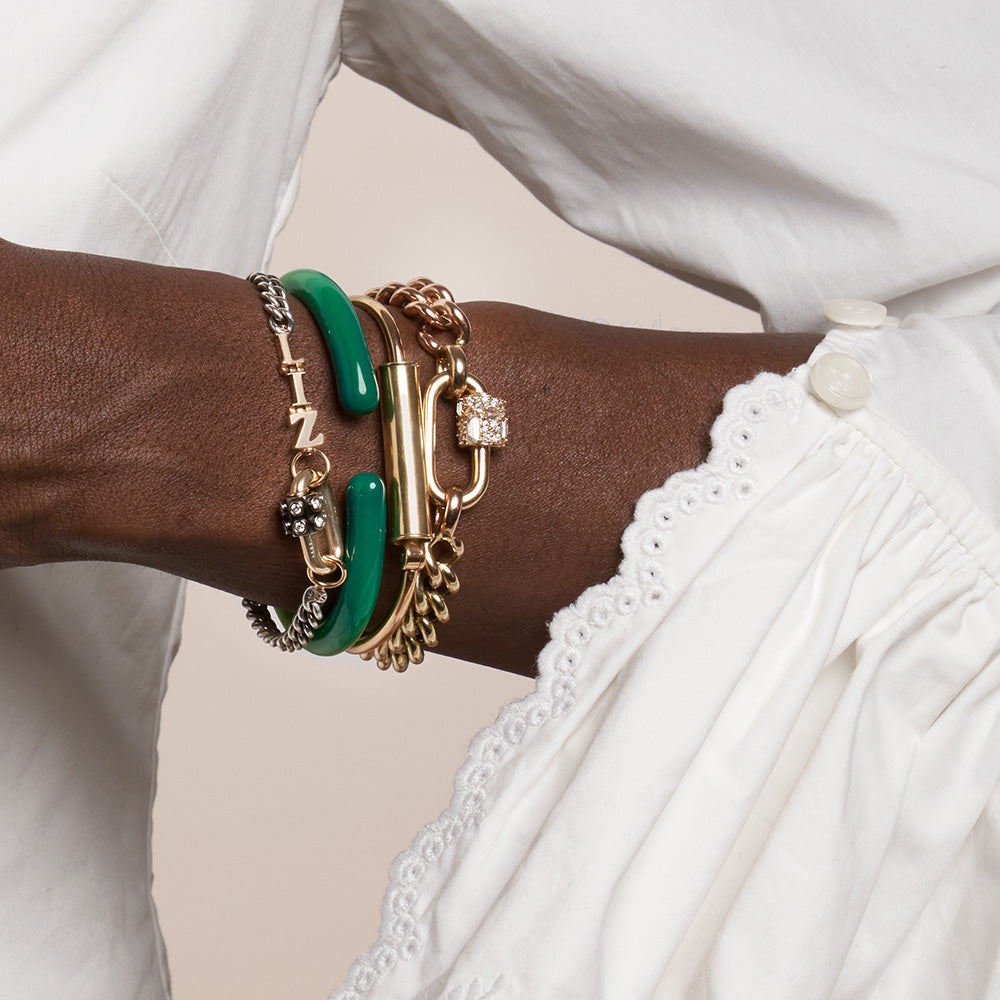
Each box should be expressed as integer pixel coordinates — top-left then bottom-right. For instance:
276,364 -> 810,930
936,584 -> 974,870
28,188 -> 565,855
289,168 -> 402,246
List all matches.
422,372 -> 492,509
283,468 -> 346,583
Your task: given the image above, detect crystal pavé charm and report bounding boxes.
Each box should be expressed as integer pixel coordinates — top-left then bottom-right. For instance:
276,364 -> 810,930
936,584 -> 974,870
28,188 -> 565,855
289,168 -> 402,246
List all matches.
456,392 -> 509,448
279,491 -> 327,537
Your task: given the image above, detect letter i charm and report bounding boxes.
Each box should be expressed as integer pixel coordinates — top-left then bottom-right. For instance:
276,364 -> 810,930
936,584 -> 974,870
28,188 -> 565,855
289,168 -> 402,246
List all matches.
276,330 -> 324,450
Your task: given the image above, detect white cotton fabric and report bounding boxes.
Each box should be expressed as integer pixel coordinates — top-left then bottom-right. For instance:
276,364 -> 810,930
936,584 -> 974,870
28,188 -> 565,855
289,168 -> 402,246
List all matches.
1,1 -> 999,998
333,2 -> 1000,996
341,0 -> 1000,333
332,318 -> 1000,1000
0,3 -> 342,996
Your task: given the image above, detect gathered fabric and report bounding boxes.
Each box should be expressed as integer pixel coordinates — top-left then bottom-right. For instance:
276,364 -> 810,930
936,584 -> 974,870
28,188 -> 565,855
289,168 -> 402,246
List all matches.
334,317 -> 1000,999
1,0 -> 999,997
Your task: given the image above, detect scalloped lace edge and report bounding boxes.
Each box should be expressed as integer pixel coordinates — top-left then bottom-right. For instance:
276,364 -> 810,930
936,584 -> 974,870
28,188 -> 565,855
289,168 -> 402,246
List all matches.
329,370 -> 806,1000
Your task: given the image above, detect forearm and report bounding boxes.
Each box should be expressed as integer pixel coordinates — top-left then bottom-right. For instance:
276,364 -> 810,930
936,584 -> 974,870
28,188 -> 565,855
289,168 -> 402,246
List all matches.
382,303 -> 820,673
0,238 -> 309,586
0,238 -> 820,675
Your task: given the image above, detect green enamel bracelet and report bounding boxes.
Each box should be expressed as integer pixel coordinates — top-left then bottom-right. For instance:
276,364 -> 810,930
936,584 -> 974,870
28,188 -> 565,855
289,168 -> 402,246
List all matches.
276,269 -> 386,654
282,268 -> 379,416
277,473 -> 386,654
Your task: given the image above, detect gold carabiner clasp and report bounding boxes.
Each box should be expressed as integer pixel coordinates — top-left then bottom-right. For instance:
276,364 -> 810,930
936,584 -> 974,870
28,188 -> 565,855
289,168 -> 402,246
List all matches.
282,468 -> 346,583
422,372 -> 491,510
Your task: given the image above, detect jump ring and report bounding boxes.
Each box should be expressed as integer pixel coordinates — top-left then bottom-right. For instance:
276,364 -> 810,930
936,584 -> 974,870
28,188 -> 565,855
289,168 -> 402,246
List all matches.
290,449 -> 331,485
439,344 -> 468,396
438,486 -> 463,538
307,560 -> 347,590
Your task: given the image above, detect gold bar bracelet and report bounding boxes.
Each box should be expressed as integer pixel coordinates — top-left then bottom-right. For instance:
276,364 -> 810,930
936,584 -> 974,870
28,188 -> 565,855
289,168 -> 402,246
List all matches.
351,295 -> 431,544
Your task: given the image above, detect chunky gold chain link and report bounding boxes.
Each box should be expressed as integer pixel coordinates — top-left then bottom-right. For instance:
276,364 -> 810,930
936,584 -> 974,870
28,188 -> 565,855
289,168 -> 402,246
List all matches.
358,279 -> 506,672
360,487 -> 465,672
368,277 -> 472,360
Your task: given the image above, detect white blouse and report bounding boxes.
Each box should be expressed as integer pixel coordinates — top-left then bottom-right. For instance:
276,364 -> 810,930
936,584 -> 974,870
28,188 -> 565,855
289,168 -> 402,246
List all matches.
1,1 -> 998,997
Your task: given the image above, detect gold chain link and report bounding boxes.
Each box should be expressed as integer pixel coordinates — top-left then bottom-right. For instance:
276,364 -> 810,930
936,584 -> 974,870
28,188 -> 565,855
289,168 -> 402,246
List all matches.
368,277 -> 472,356
356,280 -> 506,672
361,487 -> 465,672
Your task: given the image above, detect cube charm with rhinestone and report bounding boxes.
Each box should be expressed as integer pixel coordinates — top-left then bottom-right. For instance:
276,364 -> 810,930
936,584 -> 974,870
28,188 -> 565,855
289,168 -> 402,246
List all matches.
456,392 -> 508,447
278,477 -> 345,578
279,490 -> 328,537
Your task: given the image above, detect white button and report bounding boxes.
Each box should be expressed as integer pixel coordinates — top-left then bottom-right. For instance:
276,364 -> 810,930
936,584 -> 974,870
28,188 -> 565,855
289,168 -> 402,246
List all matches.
882,315 -> 900,328
809,352 -> 873,411
823,298 -> 888,328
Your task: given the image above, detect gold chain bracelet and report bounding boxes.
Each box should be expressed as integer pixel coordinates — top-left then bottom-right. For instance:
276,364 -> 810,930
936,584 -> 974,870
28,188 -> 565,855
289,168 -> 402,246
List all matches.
349,279 -> 508,672
242,272 -> 346,652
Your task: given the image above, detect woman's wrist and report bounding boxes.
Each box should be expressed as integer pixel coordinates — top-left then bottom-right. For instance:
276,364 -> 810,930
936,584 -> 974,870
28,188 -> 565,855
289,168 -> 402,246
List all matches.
0,238 -> 820,674
346,299 -> 821,674
0,240 -> 328,592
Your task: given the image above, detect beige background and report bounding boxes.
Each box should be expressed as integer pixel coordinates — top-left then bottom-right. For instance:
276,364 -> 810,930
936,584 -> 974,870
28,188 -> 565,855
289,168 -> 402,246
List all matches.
152,68 -> 760,999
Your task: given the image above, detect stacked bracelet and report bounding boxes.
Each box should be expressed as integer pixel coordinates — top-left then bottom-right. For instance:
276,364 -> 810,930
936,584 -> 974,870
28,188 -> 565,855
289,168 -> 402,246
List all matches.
274,269 -> 386,655
243,272 -> 347,651
349,279 -> 508,672
243,272 -> 508,670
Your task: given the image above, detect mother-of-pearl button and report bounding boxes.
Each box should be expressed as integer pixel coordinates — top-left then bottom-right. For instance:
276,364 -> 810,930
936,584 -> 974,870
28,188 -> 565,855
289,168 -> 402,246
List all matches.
809,352 -> 873,411
823,298 -> 888,327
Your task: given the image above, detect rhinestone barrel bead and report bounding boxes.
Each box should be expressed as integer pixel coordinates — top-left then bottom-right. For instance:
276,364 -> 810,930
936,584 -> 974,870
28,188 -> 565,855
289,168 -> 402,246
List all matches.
457,393 -> 509,447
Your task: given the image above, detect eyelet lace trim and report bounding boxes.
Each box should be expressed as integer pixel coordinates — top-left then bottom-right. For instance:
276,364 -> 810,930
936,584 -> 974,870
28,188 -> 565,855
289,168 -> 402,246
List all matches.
330,372 -> 803,1000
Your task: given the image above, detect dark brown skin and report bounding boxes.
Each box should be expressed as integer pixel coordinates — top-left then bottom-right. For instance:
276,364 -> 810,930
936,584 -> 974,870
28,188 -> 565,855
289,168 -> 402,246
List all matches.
0,238 -> 820,675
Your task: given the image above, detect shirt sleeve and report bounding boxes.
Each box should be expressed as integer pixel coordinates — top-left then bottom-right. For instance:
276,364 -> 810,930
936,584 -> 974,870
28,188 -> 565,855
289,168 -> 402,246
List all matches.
340,0 -> 1000,333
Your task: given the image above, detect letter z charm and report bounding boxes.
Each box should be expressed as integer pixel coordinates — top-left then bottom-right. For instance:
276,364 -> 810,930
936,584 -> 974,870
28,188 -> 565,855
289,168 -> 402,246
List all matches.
274,329 -> 324,449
